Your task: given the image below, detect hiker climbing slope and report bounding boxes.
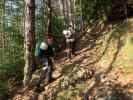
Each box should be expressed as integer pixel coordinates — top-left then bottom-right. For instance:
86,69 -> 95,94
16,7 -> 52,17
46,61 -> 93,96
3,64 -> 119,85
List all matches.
47,34 -> 61,58
38,42 -> 54,84
63,25 -> 76,60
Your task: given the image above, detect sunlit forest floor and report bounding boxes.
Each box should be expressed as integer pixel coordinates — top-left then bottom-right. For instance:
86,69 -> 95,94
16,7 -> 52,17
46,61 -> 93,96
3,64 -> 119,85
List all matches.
13,18 -> 133,100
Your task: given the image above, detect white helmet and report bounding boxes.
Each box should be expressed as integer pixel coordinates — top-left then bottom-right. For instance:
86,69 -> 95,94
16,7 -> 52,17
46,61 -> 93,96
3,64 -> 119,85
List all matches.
39,42 -> 48,50
63,30 -> 72,38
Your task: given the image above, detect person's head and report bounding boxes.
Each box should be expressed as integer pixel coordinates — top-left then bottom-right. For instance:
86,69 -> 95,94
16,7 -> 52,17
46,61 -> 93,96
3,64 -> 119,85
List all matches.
62,30 -> 72,38
39,42 -> 48,50
47,34 -> 54,45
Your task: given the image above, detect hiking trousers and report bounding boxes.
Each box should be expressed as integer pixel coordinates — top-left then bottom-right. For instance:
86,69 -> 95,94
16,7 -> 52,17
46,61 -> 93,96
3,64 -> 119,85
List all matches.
40,57 -> 53,84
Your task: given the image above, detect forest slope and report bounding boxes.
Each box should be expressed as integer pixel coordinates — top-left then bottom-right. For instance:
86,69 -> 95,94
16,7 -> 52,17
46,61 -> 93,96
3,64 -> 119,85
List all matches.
13,18 -> 133,100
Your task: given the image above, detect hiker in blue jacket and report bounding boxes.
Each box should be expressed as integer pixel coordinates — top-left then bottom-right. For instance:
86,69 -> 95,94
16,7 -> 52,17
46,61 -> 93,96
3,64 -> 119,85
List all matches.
38,42 -> 54,83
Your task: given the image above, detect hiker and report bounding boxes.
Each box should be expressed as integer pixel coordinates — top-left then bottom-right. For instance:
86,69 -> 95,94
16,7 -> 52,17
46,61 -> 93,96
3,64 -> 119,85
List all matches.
47,34 -> 56,57
63,25 -> 76,58
62,25 -> 76,60
47,34 -> 54,46
47,34 -> 62,57
38,41 -> 54,84
68,25 -> 76,55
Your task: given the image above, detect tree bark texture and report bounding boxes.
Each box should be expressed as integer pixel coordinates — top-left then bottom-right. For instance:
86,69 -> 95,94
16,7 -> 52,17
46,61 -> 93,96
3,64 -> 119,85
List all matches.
47,0 -> 52,34
23,0 -> 36,86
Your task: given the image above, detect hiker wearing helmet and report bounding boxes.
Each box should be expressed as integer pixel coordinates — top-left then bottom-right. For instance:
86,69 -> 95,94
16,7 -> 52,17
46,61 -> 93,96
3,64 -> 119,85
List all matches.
63,25 -> 76,60
38,41 -> 54,84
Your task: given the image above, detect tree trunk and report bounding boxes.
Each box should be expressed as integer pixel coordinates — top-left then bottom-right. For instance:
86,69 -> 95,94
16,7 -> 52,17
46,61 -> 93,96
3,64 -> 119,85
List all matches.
23,0 -> 35,86
66,0 -> 75,27
80,0 -> 83,31
66,0 -> 72,25
2,0 -> 5,64
47,0 -> 52,35
0,0 -> 4,64
61,0 -> 67,26
70,0 -> 75,27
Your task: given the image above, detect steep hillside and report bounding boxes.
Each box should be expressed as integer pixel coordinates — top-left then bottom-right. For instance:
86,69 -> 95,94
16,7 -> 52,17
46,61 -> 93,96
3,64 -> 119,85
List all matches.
13,18 -> 133,100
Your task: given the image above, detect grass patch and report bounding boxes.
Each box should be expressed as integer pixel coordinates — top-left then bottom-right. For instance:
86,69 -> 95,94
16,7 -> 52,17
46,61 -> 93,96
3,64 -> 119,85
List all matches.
99,21 -> 133,74
113,35 -> 133,73
56,82 -> 88,100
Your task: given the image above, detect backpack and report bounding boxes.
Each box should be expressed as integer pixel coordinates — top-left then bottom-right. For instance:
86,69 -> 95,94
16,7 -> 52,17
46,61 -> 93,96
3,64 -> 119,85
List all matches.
35,41 -> 42,57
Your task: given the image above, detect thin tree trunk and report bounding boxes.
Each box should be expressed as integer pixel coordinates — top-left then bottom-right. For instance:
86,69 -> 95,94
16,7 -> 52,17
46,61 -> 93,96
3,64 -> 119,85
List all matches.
66,0 -> 72,25
124,3 -> 128,23
59,0 -> 62,15
80,0 -> 83,31
66,0 -> 74,27
0,0 -> 4,64
61,0 -> 67,26
72,0 -> 76,29
23,0 -> 36,86
2,0 -> 5,64
47,0 -> 52,35
42,0 -> 45,34
63,0 -> 70,25
70,0 -> 75,27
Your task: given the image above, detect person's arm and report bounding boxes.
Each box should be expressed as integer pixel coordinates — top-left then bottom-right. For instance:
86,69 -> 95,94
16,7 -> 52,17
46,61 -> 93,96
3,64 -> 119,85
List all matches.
38,49 -> 43,58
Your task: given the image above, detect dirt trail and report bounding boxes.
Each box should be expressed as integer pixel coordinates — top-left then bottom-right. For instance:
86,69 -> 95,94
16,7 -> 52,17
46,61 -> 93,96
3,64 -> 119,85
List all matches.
12,22 -> 133,99
12,30 -> 101,100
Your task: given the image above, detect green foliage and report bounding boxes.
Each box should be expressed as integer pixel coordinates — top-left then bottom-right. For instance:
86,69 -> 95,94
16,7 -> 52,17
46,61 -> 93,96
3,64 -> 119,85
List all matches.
0,60 -> 24,98
81,0 -> 112,24
0,0 -> 24,98
52,16 -> 64,36
0,60 -> 24,80
0,81 -> 9,99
